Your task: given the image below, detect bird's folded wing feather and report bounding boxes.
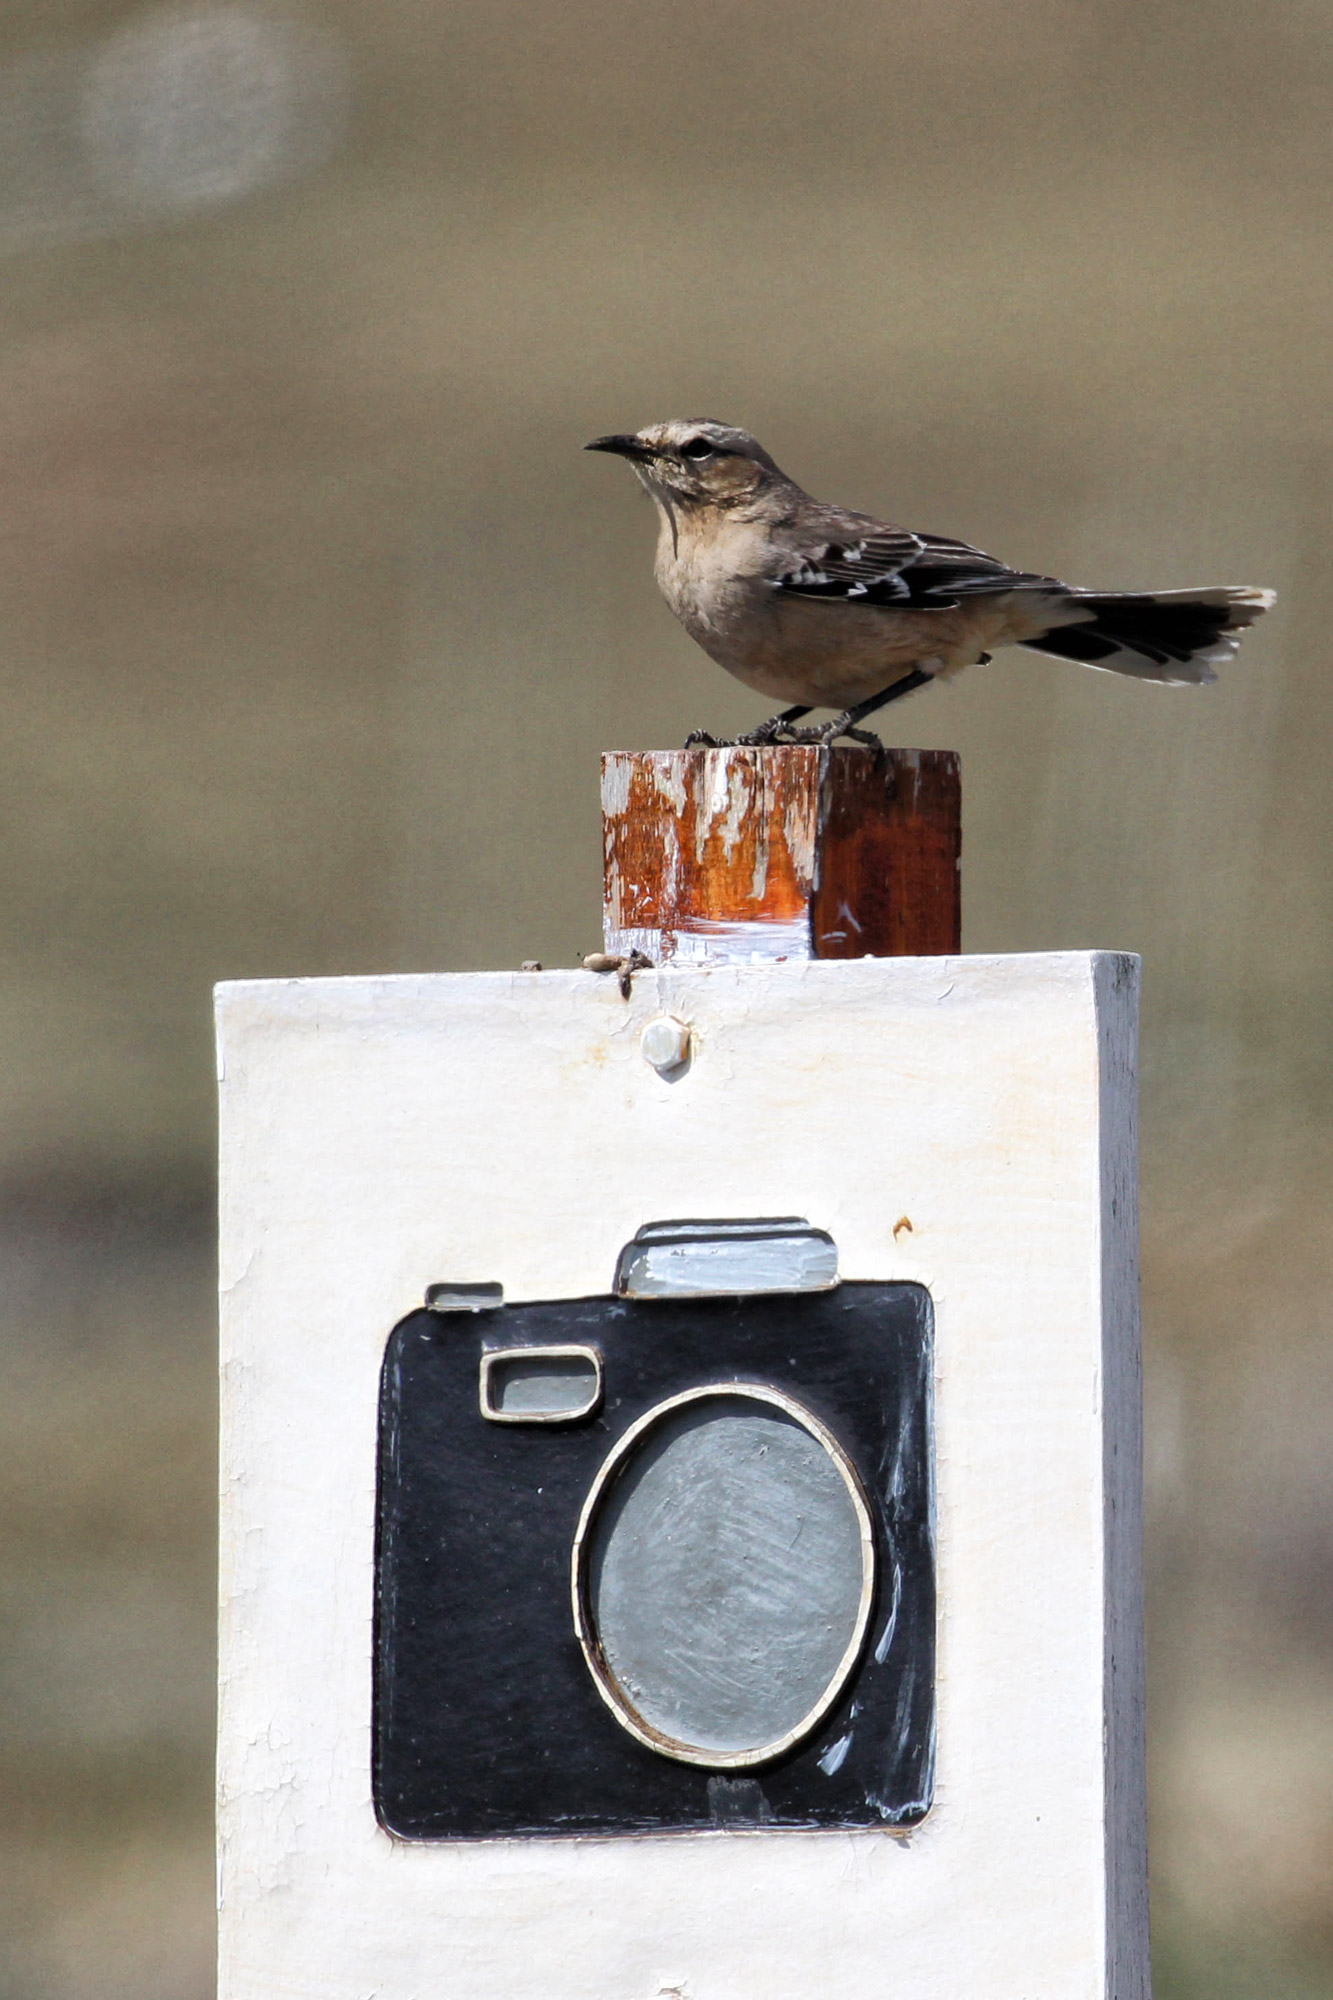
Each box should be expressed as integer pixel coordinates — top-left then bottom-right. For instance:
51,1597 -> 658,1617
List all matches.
770,520 -> 1065,609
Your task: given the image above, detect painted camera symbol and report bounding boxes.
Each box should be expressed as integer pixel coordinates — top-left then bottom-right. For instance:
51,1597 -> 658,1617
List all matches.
374,1221 -> 935,1839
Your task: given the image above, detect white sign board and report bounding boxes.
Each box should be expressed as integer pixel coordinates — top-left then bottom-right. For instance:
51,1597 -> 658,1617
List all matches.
216,950 -> 1146,2000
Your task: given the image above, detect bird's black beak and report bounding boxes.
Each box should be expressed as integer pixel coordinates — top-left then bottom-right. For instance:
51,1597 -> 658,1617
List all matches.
584,433 -> 659,463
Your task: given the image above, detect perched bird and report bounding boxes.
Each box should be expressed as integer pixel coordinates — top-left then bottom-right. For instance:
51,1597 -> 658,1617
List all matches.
586,420 -> 1275,745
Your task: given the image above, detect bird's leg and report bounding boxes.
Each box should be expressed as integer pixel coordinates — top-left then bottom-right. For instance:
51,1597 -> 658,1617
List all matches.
788,666 -> 939,746
684,704 -> 813,750
688,659 -> 958,751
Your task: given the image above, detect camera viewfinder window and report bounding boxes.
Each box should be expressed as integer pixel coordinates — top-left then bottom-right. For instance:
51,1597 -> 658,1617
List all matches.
480,1346 -> 602,1423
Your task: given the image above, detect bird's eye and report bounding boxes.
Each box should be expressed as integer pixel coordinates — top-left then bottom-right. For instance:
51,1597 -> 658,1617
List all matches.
680,437 -> 716,460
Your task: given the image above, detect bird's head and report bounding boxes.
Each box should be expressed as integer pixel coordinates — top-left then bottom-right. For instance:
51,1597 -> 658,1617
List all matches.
585,420 -> 788,509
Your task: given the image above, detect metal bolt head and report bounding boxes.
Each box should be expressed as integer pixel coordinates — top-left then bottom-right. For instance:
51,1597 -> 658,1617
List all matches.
640,1015 -> 690,1073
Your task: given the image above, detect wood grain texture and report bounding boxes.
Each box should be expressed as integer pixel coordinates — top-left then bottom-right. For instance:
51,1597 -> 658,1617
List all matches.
811,748 -> 961,958
602,746 -> 960,965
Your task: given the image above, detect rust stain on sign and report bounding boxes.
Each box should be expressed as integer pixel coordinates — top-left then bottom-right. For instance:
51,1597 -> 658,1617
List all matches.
602,746 -> 960,965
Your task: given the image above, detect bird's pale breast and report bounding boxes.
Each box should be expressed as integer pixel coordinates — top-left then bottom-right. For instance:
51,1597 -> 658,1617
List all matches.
653,507 -> 1034,706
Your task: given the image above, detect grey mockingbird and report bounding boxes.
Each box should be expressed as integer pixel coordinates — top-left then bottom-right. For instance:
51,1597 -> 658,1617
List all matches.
587,419 -> 1274,746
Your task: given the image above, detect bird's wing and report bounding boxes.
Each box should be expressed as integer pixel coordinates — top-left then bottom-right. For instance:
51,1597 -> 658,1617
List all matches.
906,533 -> 1066,600
770,520 -> 1064,609
768,519 -> 927,605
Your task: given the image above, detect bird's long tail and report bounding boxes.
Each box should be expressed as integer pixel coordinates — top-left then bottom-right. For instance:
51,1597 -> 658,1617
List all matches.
1021,586 -> 1275,685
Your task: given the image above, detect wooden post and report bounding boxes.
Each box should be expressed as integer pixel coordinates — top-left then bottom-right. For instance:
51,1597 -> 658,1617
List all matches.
602,745 -> 960,965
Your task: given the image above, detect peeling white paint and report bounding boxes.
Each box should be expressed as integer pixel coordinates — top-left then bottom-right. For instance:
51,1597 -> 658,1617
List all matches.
601,755 -> 633,818
818,1731 -> 854,1776
649,755 -> 689,817
782,784 -> 818,890
717,759 -> 751,862
749,813 -> 772,904
606,917 -> 814,966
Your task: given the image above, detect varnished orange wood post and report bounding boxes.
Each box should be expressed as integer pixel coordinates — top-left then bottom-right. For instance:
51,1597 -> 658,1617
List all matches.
602,746 -> 960,965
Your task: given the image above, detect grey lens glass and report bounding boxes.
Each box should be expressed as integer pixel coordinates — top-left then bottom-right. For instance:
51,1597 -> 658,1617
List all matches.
574,1388 -> 874,1766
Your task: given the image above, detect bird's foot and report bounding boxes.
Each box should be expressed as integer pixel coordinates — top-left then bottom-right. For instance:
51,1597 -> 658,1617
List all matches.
734,720 -> 805,747
684,725 -> 803,749
687,704 -> 831,749
786,713 -> 884,748
691,703 -> 815,749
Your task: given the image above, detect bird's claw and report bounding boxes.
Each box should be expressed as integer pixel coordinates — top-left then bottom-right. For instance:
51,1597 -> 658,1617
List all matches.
684,728 -> 801,748
686,712 -> 881,750
734,720 -> 806,747
784,714 -> 883,749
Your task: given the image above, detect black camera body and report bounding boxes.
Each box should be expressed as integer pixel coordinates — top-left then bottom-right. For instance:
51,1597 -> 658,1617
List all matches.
374,1221 -> 935,1839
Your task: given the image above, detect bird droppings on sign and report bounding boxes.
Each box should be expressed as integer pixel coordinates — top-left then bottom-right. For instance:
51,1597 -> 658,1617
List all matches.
581,948 -> 653,998
894,1215 -> 914,1239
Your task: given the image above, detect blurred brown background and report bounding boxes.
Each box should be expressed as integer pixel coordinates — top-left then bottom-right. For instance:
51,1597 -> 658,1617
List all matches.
0,0 -> 1329,1994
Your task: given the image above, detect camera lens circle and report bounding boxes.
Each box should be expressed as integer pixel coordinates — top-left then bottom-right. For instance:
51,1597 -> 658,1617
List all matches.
571,1384 -> 875,1768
